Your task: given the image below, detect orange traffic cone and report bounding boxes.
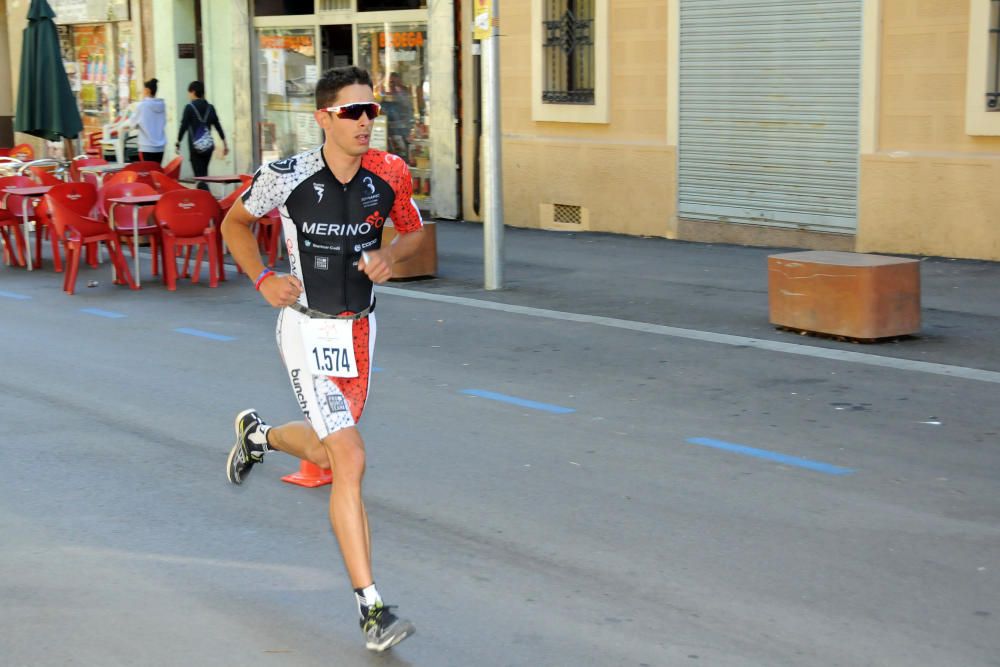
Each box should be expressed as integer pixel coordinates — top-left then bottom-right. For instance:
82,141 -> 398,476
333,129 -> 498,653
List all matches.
281,460 -> 333,487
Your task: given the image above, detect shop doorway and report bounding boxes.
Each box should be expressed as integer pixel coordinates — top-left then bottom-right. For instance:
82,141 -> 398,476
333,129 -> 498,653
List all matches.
321,25 -> 353,71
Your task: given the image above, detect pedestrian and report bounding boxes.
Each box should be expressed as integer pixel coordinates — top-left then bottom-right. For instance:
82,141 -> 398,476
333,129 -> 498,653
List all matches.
220,65 -> 424,652
175,80 -> 228,190
128,78 -> 167,164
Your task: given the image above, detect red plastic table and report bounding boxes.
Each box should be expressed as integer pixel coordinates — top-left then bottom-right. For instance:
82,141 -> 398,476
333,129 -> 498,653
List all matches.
3,184 -> 53,271
78,163 -> 126,186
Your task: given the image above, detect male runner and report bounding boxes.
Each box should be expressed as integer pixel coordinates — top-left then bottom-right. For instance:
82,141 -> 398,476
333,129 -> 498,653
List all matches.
220,66 -> 424,652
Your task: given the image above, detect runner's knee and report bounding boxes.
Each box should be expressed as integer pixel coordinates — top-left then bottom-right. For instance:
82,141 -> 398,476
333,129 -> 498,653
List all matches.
324,432 -> 365,482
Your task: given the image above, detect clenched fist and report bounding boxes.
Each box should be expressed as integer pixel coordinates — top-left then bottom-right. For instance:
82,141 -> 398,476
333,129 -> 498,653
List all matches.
260,273 -> 303,308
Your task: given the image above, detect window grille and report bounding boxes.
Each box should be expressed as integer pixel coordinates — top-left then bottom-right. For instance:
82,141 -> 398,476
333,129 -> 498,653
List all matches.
542,0 -> 595,105
989,0 -> 1000,110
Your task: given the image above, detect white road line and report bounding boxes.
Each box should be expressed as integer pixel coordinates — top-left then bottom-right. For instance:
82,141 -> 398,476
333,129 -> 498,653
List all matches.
377,286 -> 1000,385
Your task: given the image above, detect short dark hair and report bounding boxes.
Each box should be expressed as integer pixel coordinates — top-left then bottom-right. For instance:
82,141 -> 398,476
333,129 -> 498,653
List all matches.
315,66 -> 373,109
144,78 -> 158,96
187,80 -> 205,98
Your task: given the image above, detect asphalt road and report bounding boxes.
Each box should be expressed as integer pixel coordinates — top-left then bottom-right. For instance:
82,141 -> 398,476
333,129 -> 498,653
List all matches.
2,229 -> 998,666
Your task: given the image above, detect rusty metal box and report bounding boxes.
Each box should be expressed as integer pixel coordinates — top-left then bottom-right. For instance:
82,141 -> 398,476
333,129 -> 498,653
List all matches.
768,251 -> 921,339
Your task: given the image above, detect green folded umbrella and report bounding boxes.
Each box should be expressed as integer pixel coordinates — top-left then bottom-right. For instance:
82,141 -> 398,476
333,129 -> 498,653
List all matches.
14,0 -> 83,141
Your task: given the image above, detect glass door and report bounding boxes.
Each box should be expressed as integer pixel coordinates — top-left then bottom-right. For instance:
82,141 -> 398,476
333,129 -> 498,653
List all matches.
357,22 -> 431,208
254,27 -> 321,162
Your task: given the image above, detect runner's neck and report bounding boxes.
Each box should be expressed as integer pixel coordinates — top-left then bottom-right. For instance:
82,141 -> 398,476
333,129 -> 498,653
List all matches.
323,142 -> 364,186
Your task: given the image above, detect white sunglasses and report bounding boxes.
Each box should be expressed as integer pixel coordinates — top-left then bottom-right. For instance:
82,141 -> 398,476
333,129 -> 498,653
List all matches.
322,102 -> 382,120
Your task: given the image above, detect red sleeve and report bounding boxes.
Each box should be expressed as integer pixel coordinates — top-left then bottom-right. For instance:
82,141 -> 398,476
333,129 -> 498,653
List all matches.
363,151 -> 423,233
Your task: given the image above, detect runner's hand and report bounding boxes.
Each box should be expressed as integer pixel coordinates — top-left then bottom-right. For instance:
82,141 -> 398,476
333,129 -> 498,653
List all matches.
260,273 -> 303,308
358,249 -> 393,284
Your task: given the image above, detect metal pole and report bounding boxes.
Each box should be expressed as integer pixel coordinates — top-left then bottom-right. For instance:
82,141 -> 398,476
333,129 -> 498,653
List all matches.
482,0 -> 504,290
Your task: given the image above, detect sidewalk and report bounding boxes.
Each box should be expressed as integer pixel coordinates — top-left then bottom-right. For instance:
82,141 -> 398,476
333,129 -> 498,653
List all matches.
400,221 -> 1000,373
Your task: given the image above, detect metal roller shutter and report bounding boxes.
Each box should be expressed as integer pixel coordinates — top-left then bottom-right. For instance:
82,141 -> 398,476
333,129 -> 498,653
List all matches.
678,0 -> 862,233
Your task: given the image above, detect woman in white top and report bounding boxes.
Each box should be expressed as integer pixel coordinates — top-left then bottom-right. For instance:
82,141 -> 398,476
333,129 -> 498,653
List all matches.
128,78 -> 167,164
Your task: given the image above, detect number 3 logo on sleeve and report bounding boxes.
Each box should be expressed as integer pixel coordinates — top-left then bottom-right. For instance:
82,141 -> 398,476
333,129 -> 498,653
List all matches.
301,318 -> 358,378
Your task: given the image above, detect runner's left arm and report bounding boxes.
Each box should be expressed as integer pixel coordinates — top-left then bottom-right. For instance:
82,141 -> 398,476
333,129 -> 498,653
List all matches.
358,160 -> 425,284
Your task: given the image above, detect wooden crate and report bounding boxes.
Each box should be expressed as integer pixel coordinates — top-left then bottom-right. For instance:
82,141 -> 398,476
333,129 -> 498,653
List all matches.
382,220 -> 437,279
768,251 -> 921,340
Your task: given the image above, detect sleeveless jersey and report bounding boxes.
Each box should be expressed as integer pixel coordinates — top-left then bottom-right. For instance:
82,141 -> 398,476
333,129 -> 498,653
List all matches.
242,146 -> 423,314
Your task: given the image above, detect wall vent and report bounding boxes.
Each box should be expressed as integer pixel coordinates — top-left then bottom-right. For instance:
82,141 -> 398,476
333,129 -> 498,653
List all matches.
553,204 -> 582,225
540,203 -> 590,231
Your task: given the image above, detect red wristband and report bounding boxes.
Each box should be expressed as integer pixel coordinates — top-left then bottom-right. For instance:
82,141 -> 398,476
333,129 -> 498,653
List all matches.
254,269 -> 274,290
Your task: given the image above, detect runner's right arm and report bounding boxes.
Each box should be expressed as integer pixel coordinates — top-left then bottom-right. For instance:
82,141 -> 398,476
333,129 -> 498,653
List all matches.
221,198 -> 302,308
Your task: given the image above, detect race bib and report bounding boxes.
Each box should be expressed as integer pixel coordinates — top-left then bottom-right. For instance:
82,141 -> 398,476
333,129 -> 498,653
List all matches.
301,318 -> 358,378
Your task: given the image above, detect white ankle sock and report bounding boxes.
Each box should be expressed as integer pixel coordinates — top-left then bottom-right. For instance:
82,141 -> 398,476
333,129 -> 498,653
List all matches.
355,583 -> 382,618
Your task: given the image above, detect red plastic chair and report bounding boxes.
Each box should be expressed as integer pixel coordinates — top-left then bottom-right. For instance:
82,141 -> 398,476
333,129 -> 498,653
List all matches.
71,157 -> 109,184
100,182 -> 163,279
216,177 -> 281,270
1,174 -> 66,269
216,179 -> 261,273
35,182 -> 100,272
154,189 -> 223,290
0,175 -> 34,266
163,156 -> 183,180
9,143 -> 34,161
28,166 -> 64,186
121,161 -> 163,188
150,171 -> 187,194
255,209 -> 282,269
217,179 -> 251,214
103,171 -> 138,187
45,186 -> 136,295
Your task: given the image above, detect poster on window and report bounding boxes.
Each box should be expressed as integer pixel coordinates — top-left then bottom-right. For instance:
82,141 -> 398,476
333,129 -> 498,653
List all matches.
295,112 -> 321,152
265,49 -> 286,97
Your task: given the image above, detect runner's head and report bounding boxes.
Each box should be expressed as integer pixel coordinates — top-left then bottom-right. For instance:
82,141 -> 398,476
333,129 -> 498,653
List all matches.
315,66 -> 373,110
315,67 -> 377,159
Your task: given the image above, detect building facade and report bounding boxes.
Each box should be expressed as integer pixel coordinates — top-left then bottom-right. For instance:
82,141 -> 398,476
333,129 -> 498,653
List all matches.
2,0 -> 998,260
481,0 -> 1000,261
3,0 -> 147,151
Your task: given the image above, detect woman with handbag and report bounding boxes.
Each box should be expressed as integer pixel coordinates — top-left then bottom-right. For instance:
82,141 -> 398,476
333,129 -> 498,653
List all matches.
175,81 -> 228,190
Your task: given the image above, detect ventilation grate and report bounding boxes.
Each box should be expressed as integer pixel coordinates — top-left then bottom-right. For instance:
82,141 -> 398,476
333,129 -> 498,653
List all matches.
553,203 -> 582,225
319,0 -> 351,11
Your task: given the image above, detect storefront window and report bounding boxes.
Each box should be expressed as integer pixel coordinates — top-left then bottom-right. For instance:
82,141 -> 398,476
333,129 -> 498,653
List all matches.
255,28 -> 321,162
57,21 -> 139,141
70,25 -> 107,136
357,23 -> 431,205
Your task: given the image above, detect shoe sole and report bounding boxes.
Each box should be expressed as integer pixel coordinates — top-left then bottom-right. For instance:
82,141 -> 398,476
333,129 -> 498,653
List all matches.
367,622 -> 415,652
226,408 -> 257,485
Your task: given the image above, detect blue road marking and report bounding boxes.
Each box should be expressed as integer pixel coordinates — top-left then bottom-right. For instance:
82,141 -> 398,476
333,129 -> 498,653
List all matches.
80,308 -> 126,319
461,389 -> 575,414
686,437 -> 855,476
174,327 -> 236,342
0,290 -> 31,300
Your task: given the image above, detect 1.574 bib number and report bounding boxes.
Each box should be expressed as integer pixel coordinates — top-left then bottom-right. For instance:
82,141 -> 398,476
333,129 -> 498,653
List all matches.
300,318 -> 358,378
